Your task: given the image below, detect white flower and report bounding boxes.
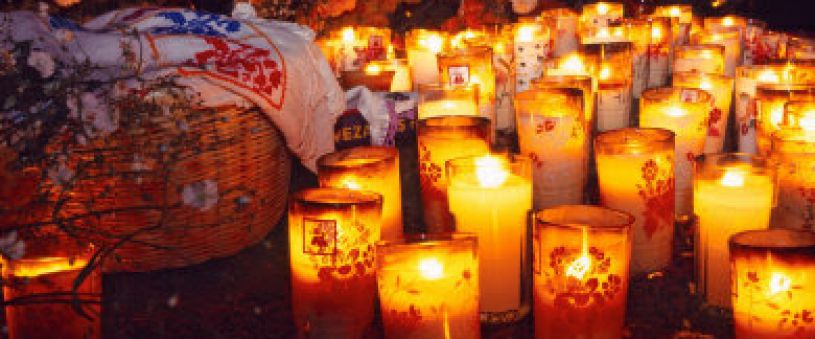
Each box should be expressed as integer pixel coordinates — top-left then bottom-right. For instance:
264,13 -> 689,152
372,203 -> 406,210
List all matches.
27,50 -> 55,78
181,180 -> 219,211
67,92 -> 119,137
0,231 -> 26,260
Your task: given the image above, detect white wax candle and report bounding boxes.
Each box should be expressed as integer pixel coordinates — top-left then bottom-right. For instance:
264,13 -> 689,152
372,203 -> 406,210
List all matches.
418,99 -> 479,119
408,49 -> 440,88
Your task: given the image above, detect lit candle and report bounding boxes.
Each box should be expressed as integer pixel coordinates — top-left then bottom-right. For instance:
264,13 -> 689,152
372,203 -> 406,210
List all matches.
653,5 -> 693,46
673,44 -> 726,75
288,188 -> 382,337
514,19 -> 551,93
755,84 -> 815,156
730,229 -> 815,338
437,46 -> 497,126
417,84 -> 480,119
515,88 -> 586,210
580,2 -> 624,29
647,17 -> 672,88
672,71 -> 735,153
640,87 -> 711,220
447,154 -> 532,323
625,18 -> 652,98
540,8 -> 579,57
317,146 -> 402,241
693,27 -> 742,76
694,154 -> 775,308
584,41 -> 633,132
532,74 -> 595,134
417,116 -> 491,232
735,65 -> 789,153
771,127 -> 815,231
533,205 -> 634,339
595,128 -> 675,274
742,19 -> 767,66
2,238 -> 101,339
376,234 -> 480,339
335,26 -> 367,72
490,25 -> 516,131
406,29 -> 447,89
340,61 -> 396,91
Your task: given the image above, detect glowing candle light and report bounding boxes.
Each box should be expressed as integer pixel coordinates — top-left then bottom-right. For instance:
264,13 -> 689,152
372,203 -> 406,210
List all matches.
693,27 -> 742,76
340,60 -> 395,91
534,205 -> 634,339
672,71 -> 735,153
376,234 -> 480,339
438,46 -> 497,127
583,41 -> 634,132
755,84 -> 815,156
694,154 -> 775,308
730,229 -> 815,338
406,29 -> 448,89
417,84 -> 480,120
541,8 -> 580,57
654,5 -> 693,46
595,128 -> 676,274
288,188 -> 382,337
771,126 -> 815,231
580,2 -> 624,29
447,154 -> 532,324
647,17 -> 672,88
640,87 -> 711,220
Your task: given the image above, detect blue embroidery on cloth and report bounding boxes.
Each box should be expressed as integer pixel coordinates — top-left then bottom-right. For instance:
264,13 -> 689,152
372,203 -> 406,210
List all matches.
152,11 -> 241,37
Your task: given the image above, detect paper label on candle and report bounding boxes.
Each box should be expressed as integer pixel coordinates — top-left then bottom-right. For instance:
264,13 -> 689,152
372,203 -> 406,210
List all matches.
302,218 -> 338,255
448,65 -> 471,86
680,89 -> 700,103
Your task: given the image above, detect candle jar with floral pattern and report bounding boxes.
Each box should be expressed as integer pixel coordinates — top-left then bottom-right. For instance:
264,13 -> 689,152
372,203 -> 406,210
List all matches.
533,205 -> 634,339
730,229 -> 815,338
771,128 -> 815,231
375,233 -> 480,339
288,188 -> 382,338
595,128 -> 675,275
672,71 -> 735,153
541,8 -> 580,58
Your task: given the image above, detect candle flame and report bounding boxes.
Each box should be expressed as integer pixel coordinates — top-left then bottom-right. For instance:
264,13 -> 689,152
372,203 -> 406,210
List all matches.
422,34 -> 444,54
798,113 -> 815,131
341,27 -> 355,44
722,17 -> 735,27
596,3 -> 609,15
757,70 -> 780,83
517,25 -> 536,43
475,155 -> 509,188
597,27 -> 611,39
340,177 -> 362,190
699,78 -> 713,91
10,257 -> 88,277
599,64 -> 612,81
566,255 -> 592,281
364,63 -> 382,75
494,41 -> 506,55
561,54 -> 586,74
419,257 -> 444,280
700,50 -> 714,59
771,108 -> 784,128
669,7 -> 681,17
720,169 -> 745,187
666,107 -> 686,117
651,27 -> 663,41
768,272 -> 791,296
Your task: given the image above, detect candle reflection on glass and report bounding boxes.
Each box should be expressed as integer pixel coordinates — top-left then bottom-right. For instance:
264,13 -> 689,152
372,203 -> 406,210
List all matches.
730,229 -> 815,338
533,205 -> 634,339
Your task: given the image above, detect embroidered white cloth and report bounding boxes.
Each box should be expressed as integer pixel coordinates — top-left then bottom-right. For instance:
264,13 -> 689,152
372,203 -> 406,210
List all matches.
1,8 -> 345,171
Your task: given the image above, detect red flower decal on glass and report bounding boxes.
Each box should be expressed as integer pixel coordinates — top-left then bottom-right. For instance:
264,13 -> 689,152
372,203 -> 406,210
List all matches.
637,159 -> 675,239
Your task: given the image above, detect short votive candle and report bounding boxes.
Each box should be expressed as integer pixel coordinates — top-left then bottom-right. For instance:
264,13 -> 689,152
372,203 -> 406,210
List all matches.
595,128 -> 676,274
376,233 -> 480,339
288,188 -> 382,338
730,229 -> 815,338
694,154 -> 775,308
533,205 -> 634,339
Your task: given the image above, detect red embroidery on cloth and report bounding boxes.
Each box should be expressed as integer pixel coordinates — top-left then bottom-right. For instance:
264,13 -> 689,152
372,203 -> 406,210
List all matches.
181,36 -> 286,109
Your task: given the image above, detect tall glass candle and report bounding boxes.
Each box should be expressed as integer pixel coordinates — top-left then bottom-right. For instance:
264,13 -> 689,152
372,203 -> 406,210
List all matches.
541,8 -> 579,57
514,18 -> 551,93
640,87 -> 711,220
742,19 -> 767,66
583,42 -> 634,132
417,116 -> 491,232
447,154 -> 532,324
288,188 -> 382,338
376,233 -> 480,339
674,44 -> 726,75
406,29 -> 447,89
438,46 -> 497,125
694,154 -> 775,308
755,84 -> 815,156
672,71 -> 735,153
515,88 -> 586,210
647,17 -> 673,88
532,74 -> 595,136
625,19 -> 652,98
533,205 -> 634,339
730,229 -> 815,338
596,128 -> 675,274
417,84 -> 480,119
735,65 -> 794,153
771,128 -> 815,231
317,146 -> 402,241
654,5 -> 693,46
693,27 -> 742,76
1,230 -> 101,339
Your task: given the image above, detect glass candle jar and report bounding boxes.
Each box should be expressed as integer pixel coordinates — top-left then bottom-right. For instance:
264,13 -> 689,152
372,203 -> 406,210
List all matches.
672,71 -> 735,153
730,229 -> 815,338
533,205 -> 634,339
647,16 -> 673,88
515,88 -> 586,210
771,128 -> 815,231
694,154 -> 775,308
317,146 -> 402,241
755,84 -> 815,156
390,59 -> 413,92
514,18 -> 551,93
674,44 -> 726,75
580,2 -> 624,30
742,19 -> 767,66
417,116 -> 491,232
540,7 -> 579,58
595,128 -> 675,275
288,188 -> 382,338
417,83 -> 480,120
653,5 -> 693,46
693,27 -> 742,76
583,42 -> 634,132
1,228 -> 101,339
376,233 -> 480,339
406,29 -> 448,89
787,37 -> 815,64
735,65 -> 798,153
532,74 -> 595,136
446,154 -> 532,324
437,46 -> 497,125
624,19 -> 652,98
640,87 -> 712,221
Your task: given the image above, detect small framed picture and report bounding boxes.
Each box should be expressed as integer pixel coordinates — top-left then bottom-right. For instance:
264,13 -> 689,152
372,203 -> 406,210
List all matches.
448,65 -> 470,85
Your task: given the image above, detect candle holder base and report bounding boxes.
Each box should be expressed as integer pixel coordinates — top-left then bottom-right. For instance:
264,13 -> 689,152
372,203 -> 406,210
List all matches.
480,307 -> 530,326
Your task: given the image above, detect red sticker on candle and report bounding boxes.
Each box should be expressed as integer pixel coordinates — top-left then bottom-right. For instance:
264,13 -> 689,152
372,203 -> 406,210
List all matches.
680,89 -> 699,103
448,65 -> 470,86
303,218 -> 338,255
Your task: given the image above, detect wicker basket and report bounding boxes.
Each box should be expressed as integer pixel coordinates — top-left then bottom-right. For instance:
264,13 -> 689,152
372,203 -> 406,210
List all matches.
49,106 -> 291,272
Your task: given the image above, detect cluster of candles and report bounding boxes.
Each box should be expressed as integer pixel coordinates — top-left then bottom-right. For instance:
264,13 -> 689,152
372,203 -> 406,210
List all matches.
299,3 -> 815,339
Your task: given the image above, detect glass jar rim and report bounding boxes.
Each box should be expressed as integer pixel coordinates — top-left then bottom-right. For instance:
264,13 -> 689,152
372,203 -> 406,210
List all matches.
292,187 -> 382,207
536,205 -> 634,232
730,229 -> 815,252
595,127 -> 675,147
317,146 -> 397,170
